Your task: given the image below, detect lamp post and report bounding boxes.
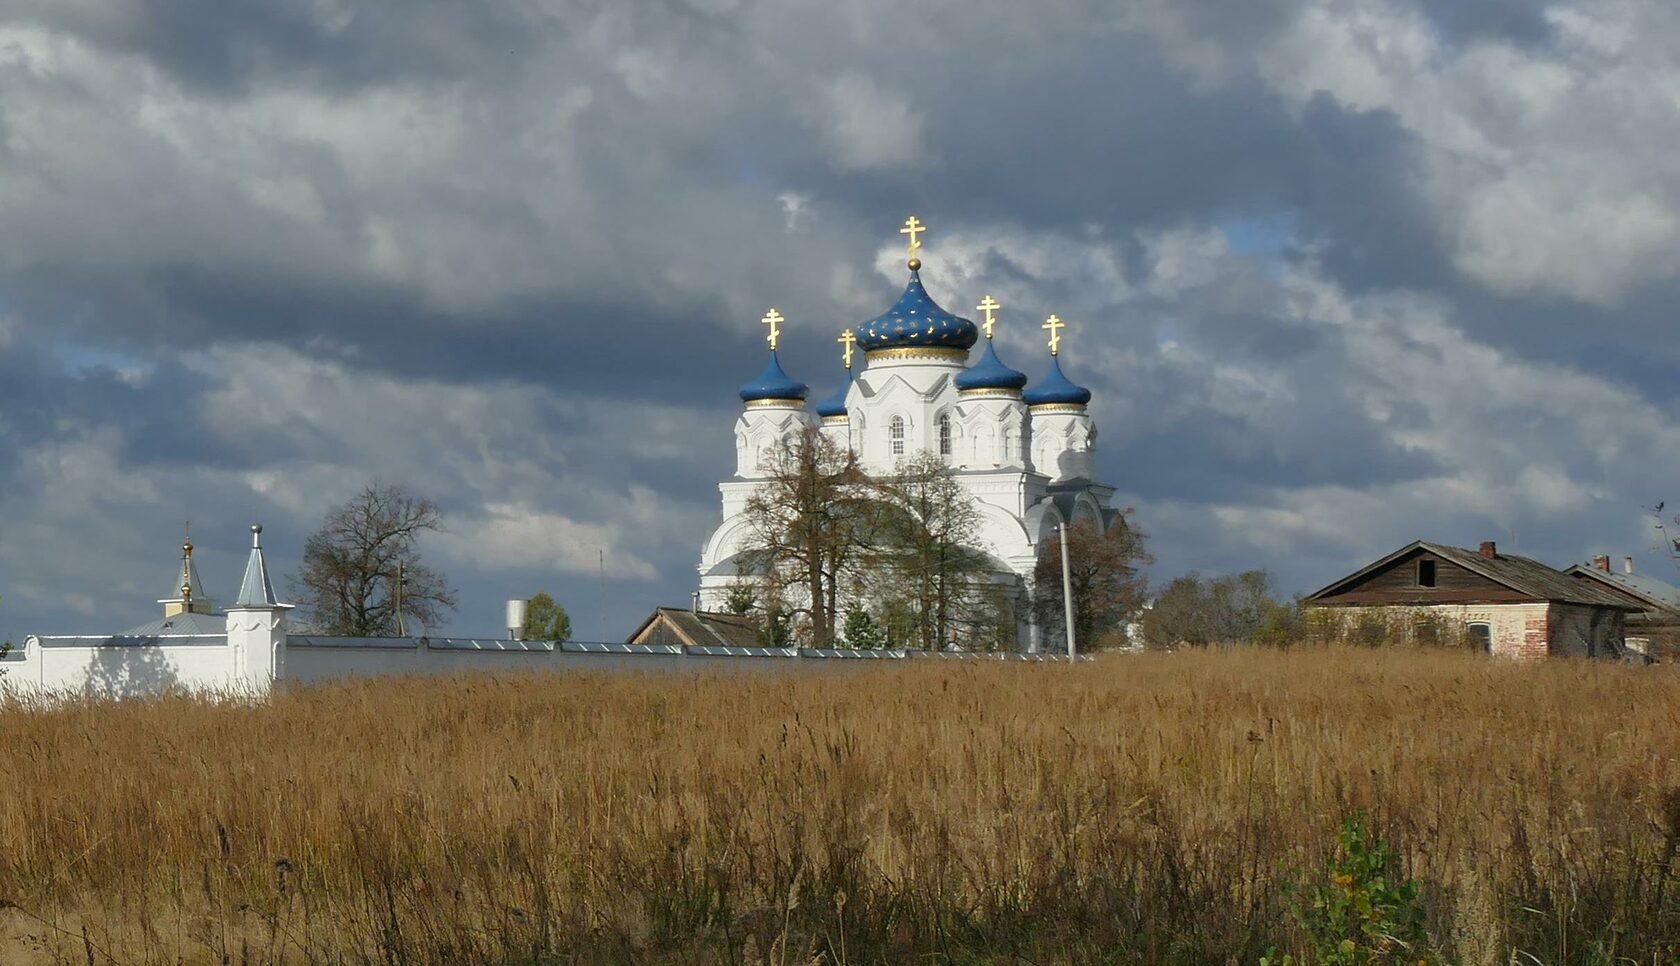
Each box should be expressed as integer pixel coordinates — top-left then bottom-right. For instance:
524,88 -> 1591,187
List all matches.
1058,523 -> 1076,659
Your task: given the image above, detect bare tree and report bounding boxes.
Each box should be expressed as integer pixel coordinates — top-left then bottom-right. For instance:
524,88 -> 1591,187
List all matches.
1033,515 -> 1152,651
291,483 -> 457,636
739,427 -> 878,647
874,453 -> 998,650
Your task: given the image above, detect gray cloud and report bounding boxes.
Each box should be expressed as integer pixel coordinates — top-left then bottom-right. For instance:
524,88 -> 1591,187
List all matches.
3,0 -> 1680,641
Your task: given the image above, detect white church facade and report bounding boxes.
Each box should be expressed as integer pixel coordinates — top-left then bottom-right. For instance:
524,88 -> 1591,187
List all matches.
697,218 -> 1122,651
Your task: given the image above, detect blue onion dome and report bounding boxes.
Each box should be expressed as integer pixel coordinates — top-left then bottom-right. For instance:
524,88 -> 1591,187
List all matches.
815,374 -> 851,419
955,340 -> 1029,394
739,351 -> 809,404
856,271 -> 979,353
1023,355 -> 1092,407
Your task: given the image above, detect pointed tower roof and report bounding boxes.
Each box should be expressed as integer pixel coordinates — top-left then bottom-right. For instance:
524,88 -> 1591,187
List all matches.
158,526 -> 214,613
233,524 -> 288,608
856,270 -> 979,354
163,554 -> 210,602
738,351 -> 810,404
1023,355 -> 1092,407
815,371 -> 852,420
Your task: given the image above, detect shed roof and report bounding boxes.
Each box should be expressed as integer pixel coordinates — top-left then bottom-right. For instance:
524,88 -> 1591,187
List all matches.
627,608 -> 765,648
1565,565 -> 1680,614
1307,541 -> 1641,609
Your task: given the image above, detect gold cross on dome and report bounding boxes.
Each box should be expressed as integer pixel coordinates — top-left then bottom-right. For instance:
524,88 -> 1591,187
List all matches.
761,308 -> 785,352
900,215 -> 926,256
838,329 -> 858,370
1042,314 -> 1066,356
977,295 -> 1001,339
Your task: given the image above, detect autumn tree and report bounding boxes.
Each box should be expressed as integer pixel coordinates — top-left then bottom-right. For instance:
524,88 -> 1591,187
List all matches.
874,453 -> 999,650
1033,515 -> 1152,651
292,483 -> 457,636
739,426 -> 879,648
1142,569 -> 1282,649
521,592 -> 571,641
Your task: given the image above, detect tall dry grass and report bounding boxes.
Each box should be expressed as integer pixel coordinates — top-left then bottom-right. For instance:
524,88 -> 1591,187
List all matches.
1,647 -> 1679,964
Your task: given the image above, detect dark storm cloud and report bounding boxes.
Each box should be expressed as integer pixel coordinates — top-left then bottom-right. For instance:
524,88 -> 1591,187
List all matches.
6,0 -> 543,92
2,0 -> 1679,640
1413,0 -> 1555,46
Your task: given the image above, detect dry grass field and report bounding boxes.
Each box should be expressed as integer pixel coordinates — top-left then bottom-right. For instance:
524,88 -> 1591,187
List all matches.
2,647 -> 1679,964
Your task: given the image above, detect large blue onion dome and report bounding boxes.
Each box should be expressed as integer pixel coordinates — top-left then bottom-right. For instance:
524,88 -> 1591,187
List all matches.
955,341 -> 1029,395
856,271 -> 979,354
1023,355 -> 1092,408
739,352 -> 809,404
815,374 -> 851,420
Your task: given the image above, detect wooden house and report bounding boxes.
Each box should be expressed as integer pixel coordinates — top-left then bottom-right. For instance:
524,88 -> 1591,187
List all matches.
1305,540 -> 1639,660
1566,556 -> 1680,662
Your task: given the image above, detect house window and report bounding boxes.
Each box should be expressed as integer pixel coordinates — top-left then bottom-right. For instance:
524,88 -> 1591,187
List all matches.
1416,559 -> 1437,588
890,416 -> 905,456
1466,622 -> 1492,653
1414,621 -> 1438,647
937,413 -> 952,457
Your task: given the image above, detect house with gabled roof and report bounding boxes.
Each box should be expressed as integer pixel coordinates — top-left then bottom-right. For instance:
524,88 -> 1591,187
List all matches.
1304,540 -> 1639,660
1566,556 -> 1680,661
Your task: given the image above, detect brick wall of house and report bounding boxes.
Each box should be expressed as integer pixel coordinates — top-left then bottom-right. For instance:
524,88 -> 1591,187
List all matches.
1317,602 -> 1555,660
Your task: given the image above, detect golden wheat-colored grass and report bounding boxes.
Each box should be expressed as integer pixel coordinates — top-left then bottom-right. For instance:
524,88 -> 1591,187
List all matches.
2,646 -> 1679,964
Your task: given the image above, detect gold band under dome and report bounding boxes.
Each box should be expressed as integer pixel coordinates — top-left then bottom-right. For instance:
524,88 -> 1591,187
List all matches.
1027,402 -> 1087,414
821,414 -> 849,425
958,387 -> 1023,400
865,346 -> 969,363
746,398 -> 807,410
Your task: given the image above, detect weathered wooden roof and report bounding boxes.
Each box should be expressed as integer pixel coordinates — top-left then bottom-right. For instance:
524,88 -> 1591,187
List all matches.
1565,565 -> 1680,615
1307,541 -> 1641,609
626,608 -> 766,648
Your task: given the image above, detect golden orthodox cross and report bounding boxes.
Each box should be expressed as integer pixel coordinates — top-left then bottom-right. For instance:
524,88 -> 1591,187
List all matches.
977,295 -> 1001,340
1042,314 -> 1066,356
900,215 -> 926,257
838,328 -> 857,370
761,308 -> 785,352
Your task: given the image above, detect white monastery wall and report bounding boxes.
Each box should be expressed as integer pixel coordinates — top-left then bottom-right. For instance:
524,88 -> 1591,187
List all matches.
6,637 -> 246,697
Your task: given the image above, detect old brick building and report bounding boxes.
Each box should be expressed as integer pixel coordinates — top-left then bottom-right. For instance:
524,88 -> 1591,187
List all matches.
1305,541 -> 1639,660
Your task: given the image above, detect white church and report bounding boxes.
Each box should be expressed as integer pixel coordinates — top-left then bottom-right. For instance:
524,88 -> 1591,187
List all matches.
697,217 -> 1122,651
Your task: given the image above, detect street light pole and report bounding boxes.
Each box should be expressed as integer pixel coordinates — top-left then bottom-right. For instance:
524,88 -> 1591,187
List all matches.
1058,523 -> 1076,659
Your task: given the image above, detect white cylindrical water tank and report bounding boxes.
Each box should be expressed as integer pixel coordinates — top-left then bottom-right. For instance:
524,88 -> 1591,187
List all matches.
505,598 -> 529,640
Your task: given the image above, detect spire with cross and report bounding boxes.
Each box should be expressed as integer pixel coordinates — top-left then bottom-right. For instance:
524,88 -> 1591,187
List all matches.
838,328 -> 857,370
1042,314 -> 1066,356
761,308 -> 785,353
977,295 -> 1001,340
900,215 -> 926,270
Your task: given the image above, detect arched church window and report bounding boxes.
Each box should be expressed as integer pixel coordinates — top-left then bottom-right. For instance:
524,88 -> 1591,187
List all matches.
890,416 -> 905,456
937,414 -> 952,457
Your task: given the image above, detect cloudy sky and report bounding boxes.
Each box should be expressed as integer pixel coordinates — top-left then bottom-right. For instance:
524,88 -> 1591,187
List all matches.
4,0 -> 1680,641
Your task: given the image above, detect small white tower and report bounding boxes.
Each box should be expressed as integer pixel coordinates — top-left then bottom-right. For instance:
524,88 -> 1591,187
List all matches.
224,524 -> 293,693
951,294 -> 1031,469
732,308 -> 813,478
1022,315 -> 1096,482
814,329 -> 859,451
